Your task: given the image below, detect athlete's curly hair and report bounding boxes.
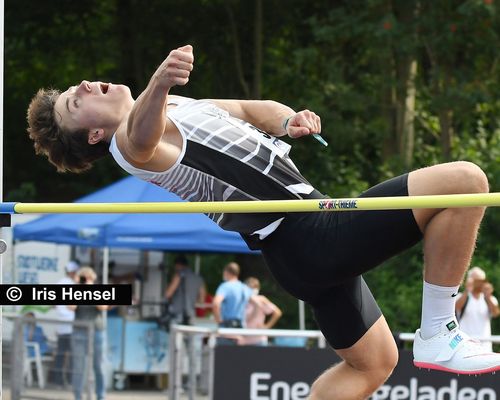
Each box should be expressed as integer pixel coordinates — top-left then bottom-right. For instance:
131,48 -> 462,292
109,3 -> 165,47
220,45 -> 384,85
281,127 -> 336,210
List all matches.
27,88 -> 109,173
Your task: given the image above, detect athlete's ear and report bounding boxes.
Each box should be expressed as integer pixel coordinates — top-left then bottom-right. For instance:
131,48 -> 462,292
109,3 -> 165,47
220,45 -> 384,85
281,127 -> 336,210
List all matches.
88,128 -> 105,145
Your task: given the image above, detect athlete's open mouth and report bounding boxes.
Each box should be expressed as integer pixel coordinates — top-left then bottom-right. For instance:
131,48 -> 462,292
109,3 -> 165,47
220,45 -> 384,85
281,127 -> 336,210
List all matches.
100,83 -> 109,94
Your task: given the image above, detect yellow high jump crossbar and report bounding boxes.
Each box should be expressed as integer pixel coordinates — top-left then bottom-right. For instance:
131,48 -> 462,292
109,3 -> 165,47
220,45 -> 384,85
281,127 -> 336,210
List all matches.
1,192 -> 499,214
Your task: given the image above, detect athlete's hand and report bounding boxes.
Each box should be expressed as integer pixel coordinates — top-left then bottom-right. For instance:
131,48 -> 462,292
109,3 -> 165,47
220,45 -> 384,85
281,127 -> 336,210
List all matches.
154,45 -> 194,89
285,110 -> 321,139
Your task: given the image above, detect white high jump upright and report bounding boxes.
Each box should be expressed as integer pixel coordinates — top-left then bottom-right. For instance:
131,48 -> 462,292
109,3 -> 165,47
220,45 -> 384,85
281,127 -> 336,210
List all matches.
0,0 -> 5,396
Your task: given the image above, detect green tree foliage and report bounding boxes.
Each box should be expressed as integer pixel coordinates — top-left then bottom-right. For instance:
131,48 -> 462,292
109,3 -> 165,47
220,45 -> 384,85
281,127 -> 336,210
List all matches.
5,0 -> 499,334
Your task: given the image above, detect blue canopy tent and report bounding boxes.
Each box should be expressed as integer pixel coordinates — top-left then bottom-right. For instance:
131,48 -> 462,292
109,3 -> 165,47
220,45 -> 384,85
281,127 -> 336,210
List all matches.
13,176 -> 255,254
12,177 -> 310,327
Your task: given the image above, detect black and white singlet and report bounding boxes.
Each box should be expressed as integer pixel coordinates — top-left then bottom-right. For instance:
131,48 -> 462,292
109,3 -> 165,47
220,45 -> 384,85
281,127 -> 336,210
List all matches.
109,97 -> 324,248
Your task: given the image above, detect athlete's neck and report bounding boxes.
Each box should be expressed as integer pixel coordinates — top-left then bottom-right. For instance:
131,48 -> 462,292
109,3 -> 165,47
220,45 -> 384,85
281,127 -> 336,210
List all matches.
104,110 -> 132,143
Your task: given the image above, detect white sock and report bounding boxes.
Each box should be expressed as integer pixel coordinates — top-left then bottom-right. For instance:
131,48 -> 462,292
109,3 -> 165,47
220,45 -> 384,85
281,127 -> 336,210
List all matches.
420,281 -> 460,340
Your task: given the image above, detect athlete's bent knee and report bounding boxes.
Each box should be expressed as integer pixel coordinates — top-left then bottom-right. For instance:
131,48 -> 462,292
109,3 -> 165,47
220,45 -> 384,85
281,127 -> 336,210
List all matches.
372,359 -> 397,389
367,336 -> 399,380
309,354 -> 398,399
365,351 -> 398,392
454,161 -> 489,194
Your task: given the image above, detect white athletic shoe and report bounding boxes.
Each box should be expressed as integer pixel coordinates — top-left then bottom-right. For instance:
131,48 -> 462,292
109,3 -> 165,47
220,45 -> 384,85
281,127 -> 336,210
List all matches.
413,318 -> 500,375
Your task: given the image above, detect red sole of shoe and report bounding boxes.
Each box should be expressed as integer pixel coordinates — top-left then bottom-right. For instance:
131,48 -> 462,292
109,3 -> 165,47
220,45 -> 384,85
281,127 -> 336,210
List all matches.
414,361 -> 500,375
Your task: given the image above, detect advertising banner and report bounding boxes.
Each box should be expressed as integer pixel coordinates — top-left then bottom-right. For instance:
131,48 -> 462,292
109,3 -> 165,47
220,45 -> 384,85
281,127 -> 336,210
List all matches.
122,320 -> 169,373
214,346 -> 498,400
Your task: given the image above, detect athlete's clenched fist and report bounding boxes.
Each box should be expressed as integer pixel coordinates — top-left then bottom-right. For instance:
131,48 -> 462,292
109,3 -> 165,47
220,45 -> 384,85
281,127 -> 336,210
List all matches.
154,45 -> 194,89
285,109 -> 322,139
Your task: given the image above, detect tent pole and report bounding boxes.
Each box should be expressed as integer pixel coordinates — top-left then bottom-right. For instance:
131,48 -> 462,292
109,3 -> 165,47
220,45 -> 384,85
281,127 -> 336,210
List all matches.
102,246 -> 109,284
299,300 -> 305,330
194,253 -> 201,275
102,246 -> 109,331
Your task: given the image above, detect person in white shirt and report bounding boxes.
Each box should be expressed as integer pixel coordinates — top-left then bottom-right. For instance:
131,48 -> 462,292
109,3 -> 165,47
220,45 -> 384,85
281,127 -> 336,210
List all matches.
456,266 -> 500,351
53,260 -> 79,386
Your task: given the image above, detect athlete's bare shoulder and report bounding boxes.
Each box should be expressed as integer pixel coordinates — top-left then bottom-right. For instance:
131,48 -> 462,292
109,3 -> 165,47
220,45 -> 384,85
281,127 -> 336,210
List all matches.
113,117 -> 181,173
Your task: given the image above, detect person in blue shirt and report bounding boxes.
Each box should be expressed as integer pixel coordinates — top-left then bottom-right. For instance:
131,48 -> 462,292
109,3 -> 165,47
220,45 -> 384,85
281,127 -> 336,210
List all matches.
213,262 -> 255,343
23,312 -> 51,358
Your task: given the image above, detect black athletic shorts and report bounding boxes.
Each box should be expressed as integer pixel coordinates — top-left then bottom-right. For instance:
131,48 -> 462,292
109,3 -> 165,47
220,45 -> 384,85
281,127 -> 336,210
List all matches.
260,173 -> 423,349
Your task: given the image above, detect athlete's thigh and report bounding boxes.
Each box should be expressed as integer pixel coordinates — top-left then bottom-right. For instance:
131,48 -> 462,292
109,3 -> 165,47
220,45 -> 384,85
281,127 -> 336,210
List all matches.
312,275 -> 397,368
262,173 -> 422,288
326,173 -> 422,280
335,316 -> 398,372
311,276 -> 383,350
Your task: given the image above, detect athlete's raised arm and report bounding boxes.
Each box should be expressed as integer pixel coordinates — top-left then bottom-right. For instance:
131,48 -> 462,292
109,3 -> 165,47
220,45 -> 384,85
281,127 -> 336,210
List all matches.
125,45 -> 194,163
210,99 -> 321,139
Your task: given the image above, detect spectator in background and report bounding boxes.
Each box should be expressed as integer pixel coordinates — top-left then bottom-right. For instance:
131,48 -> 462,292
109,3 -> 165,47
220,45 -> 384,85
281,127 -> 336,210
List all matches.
164,255 -> 206,325
241,277 -> 282,346
69,266 -> 108,400
213,262 -> 256,344
23,312 -> 52,358
455,266 -> 500,351
53,260 -> 79,387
